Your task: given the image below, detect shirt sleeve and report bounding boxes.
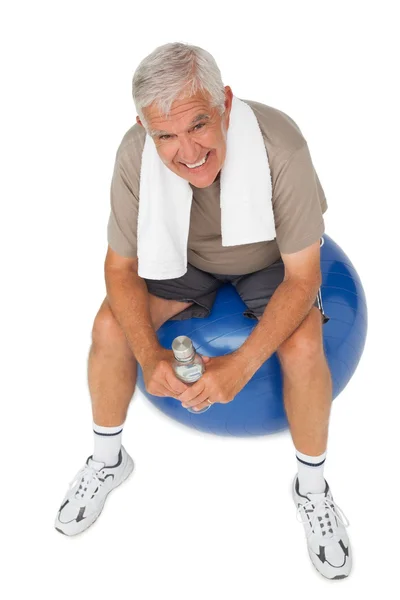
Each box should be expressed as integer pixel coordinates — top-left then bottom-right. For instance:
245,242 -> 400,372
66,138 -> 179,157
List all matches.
272,142 -> 327,254
107,151 -> 139,258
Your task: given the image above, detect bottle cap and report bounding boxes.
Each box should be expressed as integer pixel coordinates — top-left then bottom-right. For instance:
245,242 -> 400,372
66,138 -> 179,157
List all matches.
172,336 -> 195,361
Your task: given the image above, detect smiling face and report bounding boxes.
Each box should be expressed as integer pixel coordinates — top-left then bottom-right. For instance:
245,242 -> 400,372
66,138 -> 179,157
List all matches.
136,86 -> 233,187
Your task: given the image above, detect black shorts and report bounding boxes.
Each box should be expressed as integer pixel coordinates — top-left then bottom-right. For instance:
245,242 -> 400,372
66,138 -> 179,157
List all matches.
144,257 -> 329,324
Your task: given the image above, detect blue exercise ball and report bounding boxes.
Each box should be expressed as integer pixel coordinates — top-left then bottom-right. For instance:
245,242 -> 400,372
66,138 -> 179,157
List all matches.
136,235 -> 368,436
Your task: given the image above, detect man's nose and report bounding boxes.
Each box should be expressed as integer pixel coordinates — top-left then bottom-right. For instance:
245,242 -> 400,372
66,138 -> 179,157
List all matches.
178,135 -> 201,164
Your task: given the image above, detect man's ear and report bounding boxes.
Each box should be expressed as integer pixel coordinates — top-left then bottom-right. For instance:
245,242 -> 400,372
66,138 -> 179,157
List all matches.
136,116 -> 143,127
223,86 -> 233,130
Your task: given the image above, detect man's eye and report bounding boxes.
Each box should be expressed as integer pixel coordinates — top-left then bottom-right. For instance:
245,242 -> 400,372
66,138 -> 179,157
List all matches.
159,123 -> 204,140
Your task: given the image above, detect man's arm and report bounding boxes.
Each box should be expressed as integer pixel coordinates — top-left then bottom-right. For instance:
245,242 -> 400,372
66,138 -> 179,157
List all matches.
104,245 -> 162,367
232,239 -> 322,378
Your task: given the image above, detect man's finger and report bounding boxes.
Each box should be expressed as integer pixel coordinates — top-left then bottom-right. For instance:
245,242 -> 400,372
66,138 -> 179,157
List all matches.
164,369 -> 188,395
179,381 -> 206,404
179,388 -> 210,408
191,399 -> 214,412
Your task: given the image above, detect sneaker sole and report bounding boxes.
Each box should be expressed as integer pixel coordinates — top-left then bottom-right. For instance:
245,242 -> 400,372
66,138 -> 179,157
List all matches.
55,455 -> 134,536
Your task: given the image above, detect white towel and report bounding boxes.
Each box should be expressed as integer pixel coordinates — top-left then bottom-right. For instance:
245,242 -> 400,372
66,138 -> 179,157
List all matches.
137,95 -> 276,280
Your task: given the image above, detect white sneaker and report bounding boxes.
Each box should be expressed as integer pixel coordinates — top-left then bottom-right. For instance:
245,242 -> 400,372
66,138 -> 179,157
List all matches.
55,446 -> 134,536
292,476 -> 352,579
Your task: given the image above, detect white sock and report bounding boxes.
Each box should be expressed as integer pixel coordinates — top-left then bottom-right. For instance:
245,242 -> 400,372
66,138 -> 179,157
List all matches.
92,422 -> 124,466
296,449 -> 327,495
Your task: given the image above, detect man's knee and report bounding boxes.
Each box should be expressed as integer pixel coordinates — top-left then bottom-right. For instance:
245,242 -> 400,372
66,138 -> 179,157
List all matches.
92,295 -> 194,347
92,298 -> 126,347
277,308 -> 324,372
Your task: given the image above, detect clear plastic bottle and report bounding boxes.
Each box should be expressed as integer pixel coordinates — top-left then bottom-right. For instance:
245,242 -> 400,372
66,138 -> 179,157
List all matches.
171,335 -> 211,414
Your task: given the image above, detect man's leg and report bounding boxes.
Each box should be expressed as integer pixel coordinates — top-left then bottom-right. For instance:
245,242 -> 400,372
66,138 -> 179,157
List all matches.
253,305 -> 331,492
54,295 -> 194,536
89,294 -> 194,427
231,257 -> 331,454
89,261 -> 221,454
272,307 -> 351,579
275,306 -> 331,457
235,262 -> 351,578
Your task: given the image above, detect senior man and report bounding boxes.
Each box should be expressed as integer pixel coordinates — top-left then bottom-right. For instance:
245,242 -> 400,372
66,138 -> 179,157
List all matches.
55,42 -> 351,580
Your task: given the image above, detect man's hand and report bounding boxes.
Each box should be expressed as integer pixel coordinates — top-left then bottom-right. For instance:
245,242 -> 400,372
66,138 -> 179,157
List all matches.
142,349 -> 189,399
178,353 -> 250,412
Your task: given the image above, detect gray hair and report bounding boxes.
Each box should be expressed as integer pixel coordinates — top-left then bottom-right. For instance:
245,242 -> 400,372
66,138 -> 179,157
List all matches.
132,42 -> 226,132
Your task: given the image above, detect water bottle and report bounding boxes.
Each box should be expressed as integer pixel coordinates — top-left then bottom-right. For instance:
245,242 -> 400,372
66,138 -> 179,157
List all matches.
171,335 -> 211,414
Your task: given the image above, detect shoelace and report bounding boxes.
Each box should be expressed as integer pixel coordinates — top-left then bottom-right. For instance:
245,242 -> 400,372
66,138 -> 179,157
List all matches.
68,465 -> 105,502
296,496 -> 350,540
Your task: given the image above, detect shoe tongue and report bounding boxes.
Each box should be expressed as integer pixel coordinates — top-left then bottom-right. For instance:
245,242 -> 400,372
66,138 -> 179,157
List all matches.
87,457 -> 105,470
307,491 -> 326,503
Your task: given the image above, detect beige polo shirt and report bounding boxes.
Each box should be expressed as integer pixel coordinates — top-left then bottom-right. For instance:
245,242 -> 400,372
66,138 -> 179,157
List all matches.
107,98 -> 327,276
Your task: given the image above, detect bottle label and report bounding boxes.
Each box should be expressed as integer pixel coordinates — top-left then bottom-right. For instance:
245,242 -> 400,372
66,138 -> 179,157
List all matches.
175,363 -> 203,383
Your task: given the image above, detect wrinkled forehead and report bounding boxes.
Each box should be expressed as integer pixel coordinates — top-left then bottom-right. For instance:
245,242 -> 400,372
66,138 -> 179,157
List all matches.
144,90 -> 215,129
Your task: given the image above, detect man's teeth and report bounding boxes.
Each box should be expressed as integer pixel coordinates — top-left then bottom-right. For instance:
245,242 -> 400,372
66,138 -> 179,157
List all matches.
185,153 -> 209,168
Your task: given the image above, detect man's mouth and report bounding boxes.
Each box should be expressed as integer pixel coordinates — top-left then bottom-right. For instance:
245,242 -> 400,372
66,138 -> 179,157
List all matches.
179,151 -> 211,170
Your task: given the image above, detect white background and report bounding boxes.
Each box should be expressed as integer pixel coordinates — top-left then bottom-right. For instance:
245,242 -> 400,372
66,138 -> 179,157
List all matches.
1,1 -> 399,598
